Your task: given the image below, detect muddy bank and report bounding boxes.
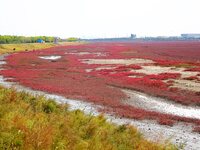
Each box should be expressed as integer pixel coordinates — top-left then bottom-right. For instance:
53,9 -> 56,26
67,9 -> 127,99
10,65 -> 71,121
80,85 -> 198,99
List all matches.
123,89 -> 200,119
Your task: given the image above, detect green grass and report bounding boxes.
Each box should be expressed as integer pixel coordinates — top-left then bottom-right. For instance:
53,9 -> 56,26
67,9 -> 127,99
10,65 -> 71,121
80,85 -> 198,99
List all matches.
0,86 -> 178,150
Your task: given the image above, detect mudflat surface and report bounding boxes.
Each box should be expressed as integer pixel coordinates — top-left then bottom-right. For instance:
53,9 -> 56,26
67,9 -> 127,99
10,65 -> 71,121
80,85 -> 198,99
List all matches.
1,42 -> 200,149
0,74 -> 200,150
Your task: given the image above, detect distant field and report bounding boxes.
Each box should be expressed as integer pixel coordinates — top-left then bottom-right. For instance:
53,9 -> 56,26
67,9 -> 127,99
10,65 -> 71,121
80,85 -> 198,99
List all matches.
0,43 -> 55,54
0,42 -> 82,54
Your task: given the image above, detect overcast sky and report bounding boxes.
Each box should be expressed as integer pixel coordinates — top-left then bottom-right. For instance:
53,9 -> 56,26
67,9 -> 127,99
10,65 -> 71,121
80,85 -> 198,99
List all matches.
0,0 -> 200,38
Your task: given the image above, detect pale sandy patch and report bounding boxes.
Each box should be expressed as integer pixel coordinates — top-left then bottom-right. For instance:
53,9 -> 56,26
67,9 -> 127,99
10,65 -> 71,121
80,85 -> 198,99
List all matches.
85,69 -> 93,72
82,58 -> 154,65
181,70 -> 199,78
133,66 -> 173,74
128,75 -> 143,78
133,66 -> 199,78
66,52 -> 107,56
172,79 -> 200,92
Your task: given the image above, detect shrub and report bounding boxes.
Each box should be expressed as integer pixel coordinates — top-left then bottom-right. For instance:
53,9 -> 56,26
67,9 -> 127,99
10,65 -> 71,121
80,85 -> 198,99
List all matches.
42,100 -> 57,113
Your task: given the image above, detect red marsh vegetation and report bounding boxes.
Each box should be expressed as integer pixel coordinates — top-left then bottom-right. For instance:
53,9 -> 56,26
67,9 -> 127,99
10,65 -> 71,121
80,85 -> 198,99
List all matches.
1,41 -> 200,127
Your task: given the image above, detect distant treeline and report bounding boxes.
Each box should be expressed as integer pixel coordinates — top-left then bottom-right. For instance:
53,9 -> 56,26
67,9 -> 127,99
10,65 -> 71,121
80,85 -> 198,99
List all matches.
0,35 -> 55,44
67,37 -> 79,42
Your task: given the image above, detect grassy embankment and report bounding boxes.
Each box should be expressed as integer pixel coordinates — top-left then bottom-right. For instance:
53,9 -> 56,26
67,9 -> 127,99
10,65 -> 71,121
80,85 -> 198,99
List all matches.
0,87 -> 178,150
0,43 -> 178,149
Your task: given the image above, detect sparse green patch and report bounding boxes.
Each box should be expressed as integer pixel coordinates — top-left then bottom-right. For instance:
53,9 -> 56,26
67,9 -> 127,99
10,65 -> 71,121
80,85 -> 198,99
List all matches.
0,86 -> 178,150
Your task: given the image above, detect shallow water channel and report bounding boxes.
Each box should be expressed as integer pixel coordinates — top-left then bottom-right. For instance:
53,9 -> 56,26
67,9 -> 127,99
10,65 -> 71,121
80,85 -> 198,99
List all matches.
39,55 -> 61,60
